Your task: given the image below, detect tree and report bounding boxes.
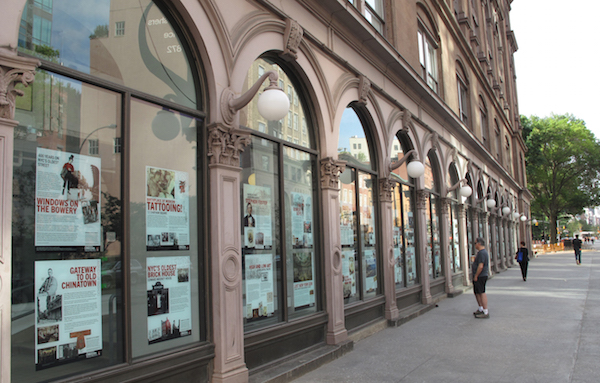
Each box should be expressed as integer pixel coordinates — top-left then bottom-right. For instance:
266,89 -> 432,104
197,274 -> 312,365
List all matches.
522,114 -> 600,243
89,24 -> 109,39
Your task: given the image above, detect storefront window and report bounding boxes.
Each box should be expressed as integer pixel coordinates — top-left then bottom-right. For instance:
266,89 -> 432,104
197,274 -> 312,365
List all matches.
240,59 -> 320,331
424,155 -> 442,279
338,107 -> 379,303
391,138 -> 418,288
13,0 -> 204,380
447,165 -> 461,273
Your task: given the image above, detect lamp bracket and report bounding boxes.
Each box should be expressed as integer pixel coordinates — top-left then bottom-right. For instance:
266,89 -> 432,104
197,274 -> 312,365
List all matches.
221,70 -> 280,126
389,149 -> 416,172
447,178 -> 467,193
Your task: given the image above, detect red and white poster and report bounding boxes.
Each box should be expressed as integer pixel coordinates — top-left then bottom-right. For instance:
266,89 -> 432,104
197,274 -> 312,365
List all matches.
35,259 -> 102,370
35,148 -> 102,251
146,166 -> 190,251
146,256 -> 192,344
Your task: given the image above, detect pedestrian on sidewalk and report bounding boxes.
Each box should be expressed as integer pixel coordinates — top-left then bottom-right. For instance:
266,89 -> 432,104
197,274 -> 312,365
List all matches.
573,234 -> 582,265
472,237 -> 489,319
515,241 -> 529,281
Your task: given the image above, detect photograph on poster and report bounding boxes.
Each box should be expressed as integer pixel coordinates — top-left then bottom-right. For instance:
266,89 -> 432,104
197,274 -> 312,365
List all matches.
35,148 -> 102,252
342,250 -> 356,299
291,192 -> 313,248
35,259 -> 102,370
244,253 -> 275,319
293,251 -> 315,308
243,184 -> 273,249
146,167 -> 190,251
146,256 -> 193,344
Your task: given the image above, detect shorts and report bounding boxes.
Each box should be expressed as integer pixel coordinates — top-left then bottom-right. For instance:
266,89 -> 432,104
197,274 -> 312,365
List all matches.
473,276 -> 487,294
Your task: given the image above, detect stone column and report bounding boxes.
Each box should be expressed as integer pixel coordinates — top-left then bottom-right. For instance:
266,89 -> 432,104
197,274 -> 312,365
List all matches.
440,198 -> 454,294
379,178 -> 398,320
0,51 -> 39,383
207,123 -> 251,383
320,157 -> 348,344
416,190 -> 432,304
489,216 -> 499,274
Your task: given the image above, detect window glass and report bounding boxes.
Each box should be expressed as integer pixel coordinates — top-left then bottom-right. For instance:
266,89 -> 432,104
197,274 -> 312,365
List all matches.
129,99 -> 201,358
337,108 -> 373,170
403,185 -> 417,286
392,184 -> 403,287
12,72 -> 123,380
340,168 -> 359,303
284,148 -> 318,318
451,203 -> 461,272
359,172 -> 378,299
431,195 -> 441,278
17,0 -> 196,109
240,58 -> 311,149
424,156 -> 434,191
240,137 -> 282,330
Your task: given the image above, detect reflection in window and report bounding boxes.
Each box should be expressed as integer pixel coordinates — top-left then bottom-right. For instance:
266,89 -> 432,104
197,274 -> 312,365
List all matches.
240,59 -> 319,331
17,0 -> 197,109
12,72 -> 124,381
338,106 -> 379,303
241,58 -> 310,149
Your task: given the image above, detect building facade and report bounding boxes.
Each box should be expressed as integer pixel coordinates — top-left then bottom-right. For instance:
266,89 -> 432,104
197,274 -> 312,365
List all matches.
0,0 -> 531,382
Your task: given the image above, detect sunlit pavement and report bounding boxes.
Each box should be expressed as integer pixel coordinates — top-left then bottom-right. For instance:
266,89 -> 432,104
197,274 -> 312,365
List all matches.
293,247 -> 600,383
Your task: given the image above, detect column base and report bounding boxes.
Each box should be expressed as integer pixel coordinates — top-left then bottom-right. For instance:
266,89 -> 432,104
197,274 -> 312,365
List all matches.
326,328 -> 348,345
212,365 -> 249,383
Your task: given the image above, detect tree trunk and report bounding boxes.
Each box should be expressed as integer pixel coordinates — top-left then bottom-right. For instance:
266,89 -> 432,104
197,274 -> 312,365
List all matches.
550,215 -> 558,244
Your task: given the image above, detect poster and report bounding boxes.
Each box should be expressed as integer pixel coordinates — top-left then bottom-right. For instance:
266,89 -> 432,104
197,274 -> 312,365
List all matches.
35,148 -> 102,252
242,184 -> 272,249
245,253 -> 274,319
364,249 -> 377,293
147,256 -> 192,344
146,167 -> 190,251
293,251 -> 315,308
342,249 -> 356,299
35,259 -> 102,370
291,192 -> 312,248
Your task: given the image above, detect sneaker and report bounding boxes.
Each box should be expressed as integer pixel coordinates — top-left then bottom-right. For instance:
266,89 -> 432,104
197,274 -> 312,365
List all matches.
473,310 -> 483,316
475,312 -> 489,319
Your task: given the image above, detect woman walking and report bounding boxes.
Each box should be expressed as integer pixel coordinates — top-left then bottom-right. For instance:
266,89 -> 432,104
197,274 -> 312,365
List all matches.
515,241 -> 529,281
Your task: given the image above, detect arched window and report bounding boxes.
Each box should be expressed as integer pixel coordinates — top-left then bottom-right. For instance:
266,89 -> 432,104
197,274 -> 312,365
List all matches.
13,0 -> 204,378
424,152 -> 443,279
239,57 -> 320,330
390,133 -> 418,288
338,106 -> 379,304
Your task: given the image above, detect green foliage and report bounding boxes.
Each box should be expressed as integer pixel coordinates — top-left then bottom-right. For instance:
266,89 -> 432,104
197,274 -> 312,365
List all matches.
522,114 -> 600,243
34,44 -> 60,58
89,24 -> 109,39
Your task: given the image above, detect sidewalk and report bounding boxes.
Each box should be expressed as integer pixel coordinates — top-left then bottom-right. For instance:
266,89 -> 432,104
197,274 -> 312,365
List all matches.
292,249 -> 600,383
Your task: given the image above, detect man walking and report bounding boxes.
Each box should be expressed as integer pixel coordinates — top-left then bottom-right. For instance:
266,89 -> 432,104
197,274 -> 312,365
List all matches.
472,237 -> 489,319
573,235 -> 582,265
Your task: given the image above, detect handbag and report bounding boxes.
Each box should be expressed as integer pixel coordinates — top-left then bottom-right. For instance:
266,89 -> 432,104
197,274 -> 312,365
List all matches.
516,250 -> 523,262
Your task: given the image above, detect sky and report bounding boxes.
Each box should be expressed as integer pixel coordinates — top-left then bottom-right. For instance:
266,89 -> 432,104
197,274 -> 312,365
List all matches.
510,1 -> 600,138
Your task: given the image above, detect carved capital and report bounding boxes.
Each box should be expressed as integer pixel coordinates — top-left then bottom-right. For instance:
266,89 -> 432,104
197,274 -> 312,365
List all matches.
357,75 -> 371,106
379,178 -> 393,203
0,52 -> 39,120
416,190 -> 429,210
440,197 -> 452,211
282,18 -> 304,61
402,109 -> 412,132
320,157 -> 346,190
207,123 -> 251,166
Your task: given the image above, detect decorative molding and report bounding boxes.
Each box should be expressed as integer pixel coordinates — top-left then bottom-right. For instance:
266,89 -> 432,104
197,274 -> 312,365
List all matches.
416,190 -> 429,210
207,123 -> 251,166
0,53 -> 39,120
402,109 -> 412,132
357,75 -> 371,106
282,18 -> 303,61
320,157 -> 346,190
379,178 -> 393,203
440,197 -> 452,211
